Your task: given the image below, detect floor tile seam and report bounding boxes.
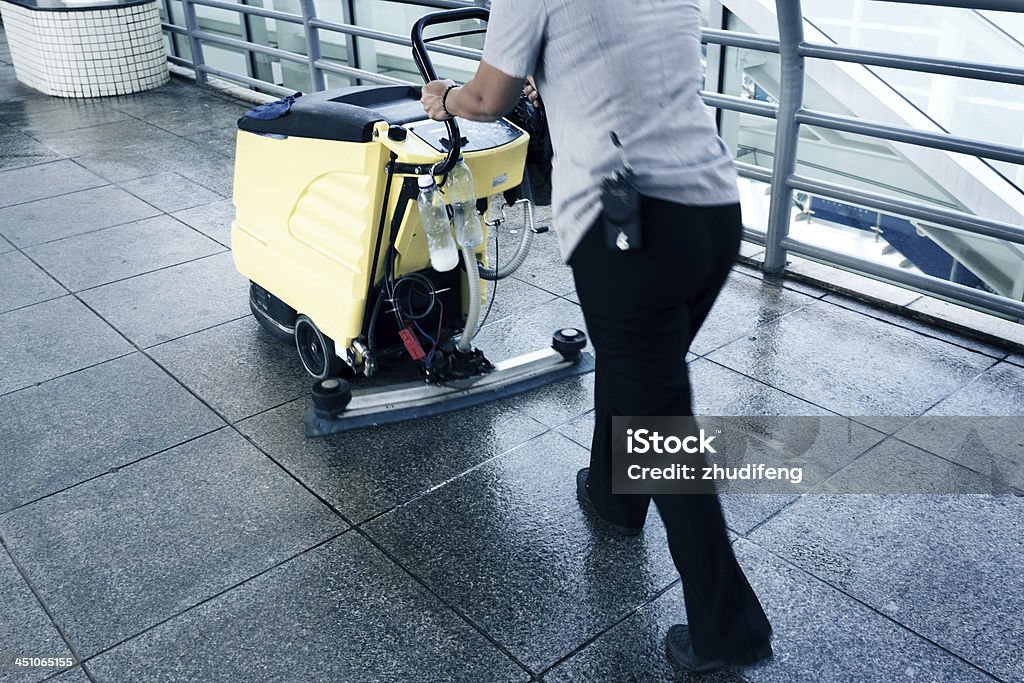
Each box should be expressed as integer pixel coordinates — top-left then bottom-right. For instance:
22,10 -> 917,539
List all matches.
539,406 -> 600,440
696,356 -> 847,417
224,423 -> 356,528
115,177 -> 230,217
734,424 -> 893,536
346,523 -> 537,678
24,198 -> 232,258
491,275 -> 562,303
27,114 -> 234,202
822,295 -> 1013,360
8,238 -> 243,354
223,400 -> 539,676
0,170 -> 109,211
112,79 -> 250,112
157,167 -> 234,200
738,537 -> 1007,683
554,427 -> 590,451
0,313 -> 251,401
509,274 -> 575,300
796,431 -> 910,497
739,266 -> 831,301
0,292 -> 71,317
51,290 -> 245,432
535,578 -> 683,678
51,529 -> 351,670
19,130 -> 137,162
20,106 -> 171,152
791,422 -> 1009,499
737,494 -> 806,539
140,314 -> 253,351
216,391 -> 309,426
887,432 -> 1024,494
353,419 -> 556,527
3,206 -> 165,251
694,298 -> 822,359
0,156 -> 69,174
0,350 -> 137,401
97,91 -> 239,161
39,663 -> 95,682
50,246 -> 230,295
903,355 -> 1005,419
0,425 -> 230,519
122,323 -> 352,525
142,120 -> 237,160
0,534 -> 88,675
12,111 -> 136,139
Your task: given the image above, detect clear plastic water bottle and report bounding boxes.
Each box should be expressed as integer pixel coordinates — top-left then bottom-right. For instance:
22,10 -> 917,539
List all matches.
446,158 -> 484,249
416,175 -> 459,272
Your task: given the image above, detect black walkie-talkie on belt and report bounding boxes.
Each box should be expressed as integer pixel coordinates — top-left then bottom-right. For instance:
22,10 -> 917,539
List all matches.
600,131 -> 642,251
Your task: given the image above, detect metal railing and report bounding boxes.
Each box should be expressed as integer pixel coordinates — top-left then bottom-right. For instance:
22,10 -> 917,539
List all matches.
161,0 -> 1024,322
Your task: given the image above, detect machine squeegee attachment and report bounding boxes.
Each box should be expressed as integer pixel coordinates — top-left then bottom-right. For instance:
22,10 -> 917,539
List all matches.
304,348 -> 594,437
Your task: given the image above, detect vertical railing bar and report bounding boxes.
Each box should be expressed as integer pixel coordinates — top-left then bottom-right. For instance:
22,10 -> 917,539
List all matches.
161,0 -> 177,59
762,0 -> 805,273
237,0 -> 257,80
298,0 -> 327,92
706,0 -> 728,131
343,0 -> 361,86
181,0 -> 208,83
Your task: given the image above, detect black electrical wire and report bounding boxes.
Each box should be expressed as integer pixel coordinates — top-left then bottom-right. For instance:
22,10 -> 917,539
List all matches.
393,272 -> 438,321
476,202 -> 500,331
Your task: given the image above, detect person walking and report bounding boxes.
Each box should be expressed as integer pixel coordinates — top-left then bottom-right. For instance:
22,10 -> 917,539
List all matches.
421,0 -> 773,671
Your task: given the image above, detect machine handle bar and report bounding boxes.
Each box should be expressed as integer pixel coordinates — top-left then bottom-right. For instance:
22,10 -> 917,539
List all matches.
411,7 -> 490,176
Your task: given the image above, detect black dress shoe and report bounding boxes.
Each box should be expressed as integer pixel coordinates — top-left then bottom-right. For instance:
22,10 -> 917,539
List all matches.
576,468 -> 643,536
665,624 -> 773,672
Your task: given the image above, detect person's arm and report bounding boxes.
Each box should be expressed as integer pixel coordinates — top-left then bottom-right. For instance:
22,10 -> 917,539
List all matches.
421,60 -> 525,122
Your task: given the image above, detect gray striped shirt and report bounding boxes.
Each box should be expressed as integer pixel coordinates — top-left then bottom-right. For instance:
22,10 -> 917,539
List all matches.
481,0 -> 740,261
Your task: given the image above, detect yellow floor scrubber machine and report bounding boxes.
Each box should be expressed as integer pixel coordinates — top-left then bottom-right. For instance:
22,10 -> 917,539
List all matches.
231,7 -> 593,437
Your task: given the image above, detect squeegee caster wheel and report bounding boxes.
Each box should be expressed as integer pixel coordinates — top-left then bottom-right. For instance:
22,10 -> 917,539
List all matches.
311,377 -> 352,418
295,315 -> 345,379
552,327 -> 587,361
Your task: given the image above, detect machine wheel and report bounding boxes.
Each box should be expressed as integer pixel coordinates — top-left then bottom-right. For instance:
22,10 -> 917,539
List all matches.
552,327 -> 587,361
295,315 -> 345,379
310,377 -> 352,418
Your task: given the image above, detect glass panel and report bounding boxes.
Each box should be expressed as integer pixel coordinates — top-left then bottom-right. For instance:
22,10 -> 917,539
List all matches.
352,0 -> 480,85
790,125 -> 1024,300
796,0 -> 1024,192
737,177 -> 771,234
801,0 -> 1024,64
311,0 -> 350,88
165,0 -> 192,62
801,61 -> 1024,192
795,125 -> 964,211
204,44 -> 252,82
715,21 -> 782,183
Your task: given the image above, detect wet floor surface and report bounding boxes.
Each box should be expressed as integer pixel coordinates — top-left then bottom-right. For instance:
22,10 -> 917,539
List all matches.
1,39 -> 1022,683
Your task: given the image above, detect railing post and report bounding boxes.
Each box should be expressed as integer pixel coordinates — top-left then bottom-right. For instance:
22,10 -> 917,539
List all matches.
181,0 -> 207,84
763,0 -> 806,273
298,0 -> 327,92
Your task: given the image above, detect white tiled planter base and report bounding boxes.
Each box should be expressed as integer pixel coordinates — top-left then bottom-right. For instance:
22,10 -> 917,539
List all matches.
0,0 -> 169,98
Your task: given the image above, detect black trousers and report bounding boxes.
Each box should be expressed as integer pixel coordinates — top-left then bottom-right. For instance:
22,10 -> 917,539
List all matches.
569,197 -> 772,659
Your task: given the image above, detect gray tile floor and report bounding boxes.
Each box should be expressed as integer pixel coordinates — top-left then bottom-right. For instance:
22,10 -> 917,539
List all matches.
1,49 -> 1022,682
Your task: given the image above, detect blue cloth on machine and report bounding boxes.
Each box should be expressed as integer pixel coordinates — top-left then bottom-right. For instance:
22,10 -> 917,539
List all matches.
241,93 -> 303,121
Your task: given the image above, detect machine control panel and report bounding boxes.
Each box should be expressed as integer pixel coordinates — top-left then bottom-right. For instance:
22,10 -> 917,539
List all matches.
408,118 -> 523,153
